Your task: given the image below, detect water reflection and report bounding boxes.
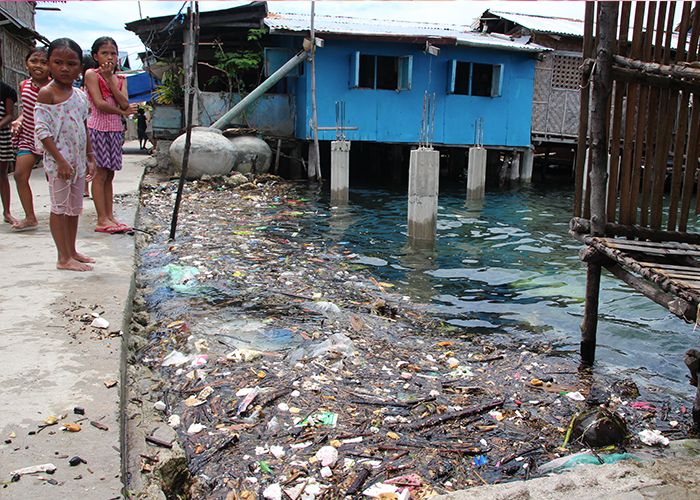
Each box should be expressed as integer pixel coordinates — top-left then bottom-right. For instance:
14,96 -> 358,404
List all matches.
310,184 -> 700,395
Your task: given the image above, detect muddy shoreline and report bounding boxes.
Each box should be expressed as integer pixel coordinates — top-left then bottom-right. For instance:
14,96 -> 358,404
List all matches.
125,170 -> 695,499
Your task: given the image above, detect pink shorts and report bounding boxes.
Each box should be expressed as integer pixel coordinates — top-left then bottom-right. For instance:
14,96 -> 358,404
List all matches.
48,175 -> 85,216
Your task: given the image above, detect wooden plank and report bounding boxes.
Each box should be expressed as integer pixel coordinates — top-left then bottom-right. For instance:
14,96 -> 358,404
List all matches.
601,244 -> 700,257
666,2 -> 692,230
574,2 -> 596,219
657,271 -> 700,280
638,261 -> 700,271
570,216 -> 700,243
600,238 -> 700,250
618,1 -> 646,225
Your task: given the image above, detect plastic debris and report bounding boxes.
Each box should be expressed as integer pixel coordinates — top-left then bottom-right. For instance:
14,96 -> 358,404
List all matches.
62,423 -> 81,432
162,350 -> 191,367
315,445 -> 338,467
236,386 -> 260,415
91,316 -> 110,329
187,423 -> 206,435
263,482 -> 282,500
638,429 -> 670,446
10,463 -> 57,476
168,415 -> 181,428
297,412 -> 338,428
539,452 -> 641,473
565,391 -> 586,401
226,348 -> 263,362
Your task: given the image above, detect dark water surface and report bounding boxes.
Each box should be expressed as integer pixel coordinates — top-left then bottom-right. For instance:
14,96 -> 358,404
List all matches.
307,183 -> 700,395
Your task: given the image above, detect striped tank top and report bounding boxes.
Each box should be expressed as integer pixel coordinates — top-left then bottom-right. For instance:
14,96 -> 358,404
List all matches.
86,69 -> 125,132
17,79 -> 41,154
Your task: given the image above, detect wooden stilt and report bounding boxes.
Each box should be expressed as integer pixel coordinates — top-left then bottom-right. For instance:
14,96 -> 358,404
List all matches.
581,261 -> 603,365
580,2 -> 618,366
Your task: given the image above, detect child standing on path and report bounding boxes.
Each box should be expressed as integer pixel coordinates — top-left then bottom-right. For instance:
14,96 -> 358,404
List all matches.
84,36 -> 135,233
35,38 -> 96,272
0,56 -> 17,225
11,47 -> 51,231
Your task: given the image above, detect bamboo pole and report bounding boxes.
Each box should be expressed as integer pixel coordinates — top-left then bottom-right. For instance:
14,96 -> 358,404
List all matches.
170,2 -> 199,241
606,2 -> 631,223
628,2 -> 656,226
618,1 -> 646,226
640,2 -> 666,227
581,1 -> 618,366
308,0 -> 322,182
574,2 -> 595,218
667,2 -> 692,230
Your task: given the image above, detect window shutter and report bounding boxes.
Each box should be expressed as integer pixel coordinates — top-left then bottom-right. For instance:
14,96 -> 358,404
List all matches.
447,59 -> 457,94
491,64 -> 503,97
398,55 -> 413,90
350,51 -> 360,88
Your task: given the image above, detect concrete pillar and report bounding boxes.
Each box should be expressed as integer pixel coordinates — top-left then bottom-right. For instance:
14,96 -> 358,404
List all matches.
510,152 -> 521,183
331,140 -> 351,204
467,146 -> 487,200
522,147 -> 534,184
407,148 -> 440,242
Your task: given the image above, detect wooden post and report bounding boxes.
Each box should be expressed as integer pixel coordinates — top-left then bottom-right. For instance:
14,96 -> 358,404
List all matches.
169,2 -> 199,240
580,2 -> 618,366
308,0 -> 322,181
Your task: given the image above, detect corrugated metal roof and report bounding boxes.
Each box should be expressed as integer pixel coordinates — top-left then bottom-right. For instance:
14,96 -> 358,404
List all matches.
487,9 -> 682,50
264,12 -> 549,53
487,10 -> 585,37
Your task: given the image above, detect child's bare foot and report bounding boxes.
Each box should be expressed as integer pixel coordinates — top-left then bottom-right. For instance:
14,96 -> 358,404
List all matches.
11,218 -> 38,231
73,252 -> 96,263
3,212 -> 17,224
57,258 -> 93,272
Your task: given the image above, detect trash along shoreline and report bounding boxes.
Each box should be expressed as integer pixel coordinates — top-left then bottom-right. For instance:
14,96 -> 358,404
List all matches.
125,170 -> 697,499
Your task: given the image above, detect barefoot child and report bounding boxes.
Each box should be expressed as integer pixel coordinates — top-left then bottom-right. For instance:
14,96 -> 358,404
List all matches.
35,38 -> 96,271
11,47 -> 50,231
84,36 -> 135,233
0,56 -> 18,225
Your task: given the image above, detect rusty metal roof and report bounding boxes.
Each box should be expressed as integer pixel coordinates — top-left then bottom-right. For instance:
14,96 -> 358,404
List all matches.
264,11 -> 549,53
485,10 -> 585,38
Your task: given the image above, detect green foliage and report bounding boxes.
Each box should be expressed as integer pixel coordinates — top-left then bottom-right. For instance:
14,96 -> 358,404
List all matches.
154,68 -> 184,105
212,28 -> 267,95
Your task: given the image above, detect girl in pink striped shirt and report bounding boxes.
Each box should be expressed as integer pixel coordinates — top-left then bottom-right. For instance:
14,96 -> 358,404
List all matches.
84,37 -> 135,233
11,47 -> 50,231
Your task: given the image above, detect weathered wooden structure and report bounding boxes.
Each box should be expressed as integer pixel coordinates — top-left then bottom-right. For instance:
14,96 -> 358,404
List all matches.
570,2 -> 700,424
0,2 -> 47,92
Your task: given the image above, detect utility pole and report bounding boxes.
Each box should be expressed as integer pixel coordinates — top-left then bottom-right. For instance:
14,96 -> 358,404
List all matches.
309,0 -> 322,182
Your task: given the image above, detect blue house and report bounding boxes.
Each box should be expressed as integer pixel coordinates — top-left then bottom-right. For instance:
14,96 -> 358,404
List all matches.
264,12 -> 546,149
126,2 -> 549,179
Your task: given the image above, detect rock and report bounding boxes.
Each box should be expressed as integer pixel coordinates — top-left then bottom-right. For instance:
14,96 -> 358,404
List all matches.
572,408 -> 627,447
225,172 -> 249,188
169,128 -> 236,180
228,135 -> 272,175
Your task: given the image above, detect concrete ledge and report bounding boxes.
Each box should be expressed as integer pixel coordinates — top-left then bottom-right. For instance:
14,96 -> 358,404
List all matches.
0,145 -> 145,499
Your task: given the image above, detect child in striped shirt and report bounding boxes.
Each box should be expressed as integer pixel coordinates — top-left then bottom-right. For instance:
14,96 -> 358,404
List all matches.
11,46 -> 50,231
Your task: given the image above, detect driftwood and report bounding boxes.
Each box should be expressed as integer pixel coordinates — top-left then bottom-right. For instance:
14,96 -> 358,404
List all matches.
398,399 -> 504,432
145,435 -> 173,449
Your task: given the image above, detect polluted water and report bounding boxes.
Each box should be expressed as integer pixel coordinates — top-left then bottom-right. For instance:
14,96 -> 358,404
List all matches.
126,171 -> 697,499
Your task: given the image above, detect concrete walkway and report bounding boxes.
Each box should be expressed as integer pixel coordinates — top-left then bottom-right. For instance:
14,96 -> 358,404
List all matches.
0,143 -> 146,498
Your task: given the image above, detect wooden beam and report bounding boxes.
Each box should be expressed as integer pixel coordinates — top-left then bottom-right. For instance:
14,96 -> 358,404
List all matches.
570,217 -> 700,244
603,262 -> 696,322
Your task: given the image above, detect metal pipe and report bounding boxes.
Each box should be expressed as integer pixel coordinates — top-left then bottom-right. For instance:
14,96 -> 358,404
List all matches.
211,50 -> 309,130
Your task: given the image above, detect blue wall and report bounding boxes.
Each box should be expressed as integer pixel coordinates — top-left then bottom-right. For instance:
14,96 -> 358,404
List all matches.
291,39 -> 536,147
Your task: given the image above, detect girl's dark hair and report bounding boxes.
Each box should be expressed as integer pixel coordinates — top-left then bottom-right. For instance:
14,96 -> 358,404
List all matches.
91,37 -> 118,57
47,38 -> 82,61
26,46 -> 47,62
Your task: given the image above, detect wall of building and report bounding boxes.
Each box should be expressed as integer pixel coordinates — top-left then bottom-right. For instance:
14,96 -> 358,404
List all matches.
292,39 -> 537,147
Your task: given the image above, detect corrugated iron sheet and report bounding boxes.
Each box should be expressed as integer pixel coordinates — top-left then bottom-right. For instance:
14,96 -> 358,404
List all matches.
265,12 -> 548,53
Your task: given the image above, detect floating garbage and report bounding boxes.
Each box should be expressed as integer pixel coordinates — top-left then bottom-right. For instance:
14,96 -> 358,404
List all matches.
638,429 -> 670,446
572,408 -> 627,447
539,452 -> 641,473
128,170 -> 696,498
